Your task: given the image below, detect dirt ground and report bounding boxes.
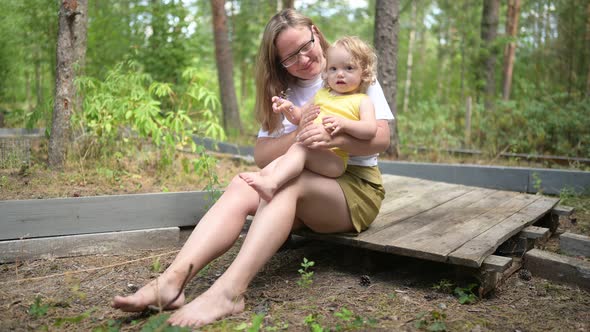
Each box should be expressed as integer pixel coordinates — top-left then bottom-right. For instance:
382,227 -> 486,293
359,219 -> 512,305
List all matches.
1,146 -> 589,331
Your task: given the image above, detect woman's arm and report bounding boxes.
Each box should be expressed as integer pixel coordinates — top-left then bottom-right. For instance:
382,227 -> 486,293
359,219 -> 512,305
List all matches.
297,119 -> 390,156
254,131 -> 297,168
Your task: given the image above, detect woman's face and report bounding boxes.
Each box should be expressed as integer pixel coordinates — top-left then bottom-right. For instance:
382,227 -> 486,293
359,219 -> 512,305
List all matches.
275,26 -> 324,80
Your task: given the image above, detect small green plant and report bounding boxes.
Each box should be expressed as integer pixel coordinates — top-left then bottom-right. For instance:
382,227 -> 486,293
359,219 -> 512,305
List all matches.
29,296 -> 50,318
138,313 -> 191,332
333,307 -> 376,330
454,283 -> 478,304
532,172 -> 543,194
54,308 -> 94,327
92,319 -> 122,332
304,314 -> 325,332
234,313 -> 265,332
297,257 -> 315,288
414,310 -> 447,331
432,279 -> 455,294
151,257 -> 163,273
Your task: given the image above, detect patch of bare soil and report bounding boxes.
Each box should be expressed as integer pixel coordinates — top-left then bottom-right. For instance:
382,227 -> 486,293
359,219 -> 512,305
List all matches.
1,143 -> 589,331
0,237 -> 589,331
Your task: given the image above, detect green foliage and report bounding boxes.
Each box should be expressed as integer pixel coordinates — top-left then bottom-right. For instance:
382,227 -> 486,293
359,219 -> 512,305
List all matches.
333,307 -> 377,331
29,296 -> 50,318
297,257 -> 315,288
234,313 -> 264,332
92,319 -> 122,332
54,308 -> 95,327
414,310 -> 447,332
454,283 -> 478,305
139,313 -> 190,332
304,314 -> 325,332
75,60 -> 224,169
432,279 -> 455,294
151,257 -> 163,273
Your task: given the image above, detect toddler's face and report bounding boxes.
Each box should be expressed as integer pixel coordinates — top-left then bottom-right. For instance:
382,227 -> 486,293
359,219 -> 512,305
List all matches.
324,46 -> 362,95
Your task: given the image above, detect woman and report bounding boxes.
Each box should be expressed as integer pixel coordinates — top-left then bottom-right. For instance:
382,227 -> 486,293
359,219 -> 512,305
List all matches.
112,9 -> 393,328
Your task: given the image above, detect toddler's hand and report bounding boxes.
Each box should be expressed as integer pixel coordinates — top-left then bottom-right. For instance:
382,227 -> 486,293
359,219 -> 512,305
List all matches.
322,116 -> 344,136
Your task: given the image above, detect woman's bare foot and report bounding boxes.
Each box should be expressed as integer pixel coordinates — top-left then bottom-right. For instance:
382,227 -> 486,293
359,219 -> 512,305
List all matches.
112,276 -> 185,312
167,284 -> 245,328
239,172 -> 277,202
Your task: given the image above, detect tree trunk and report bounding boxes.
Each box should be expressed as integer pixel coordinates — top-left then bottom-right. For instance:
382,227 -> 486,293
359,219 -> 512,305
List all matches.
34,52 -> 43,110
211,0 -> 242,135
281,0 -> 294,9
73,0 -> 88,114
502,0 -> 520,100
402,0 -> 416,113
48,0 -> 79,168
480,0 -> 500,112
586,1 -> 590,97
374,0 -> 400,158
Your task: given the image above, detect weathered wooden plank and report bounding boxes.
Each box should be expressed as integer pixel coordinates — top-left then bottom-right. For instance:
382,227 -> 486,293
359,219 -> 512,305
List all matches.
389,191 -> 534,262
0,227 -> 180,263
358,188 -> 496,256
378,181 -> 458,216
521,226 -> 550,240
551,205 -> 575,216
0,191 -> 212,240
379,160 -> 590,195
559,232 -> 590,257
380,175 -> 431,202
448,196 -> 559,267
524,248 -> 590,290
361,184 -> 474,239
481,255 -> 513,273
387,190 -> 521,262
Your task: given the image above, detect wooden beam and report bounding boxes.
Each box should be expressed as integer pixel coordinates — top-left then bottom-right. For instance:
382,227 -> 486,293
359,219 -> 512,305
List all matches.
524,249 -> 590,290
551,205 -> 575,216
481,255 -> 512,273
0,191 -> 213,240
521,226 -> 550,241
0,227 -> 180,263
560,232 -> 590,257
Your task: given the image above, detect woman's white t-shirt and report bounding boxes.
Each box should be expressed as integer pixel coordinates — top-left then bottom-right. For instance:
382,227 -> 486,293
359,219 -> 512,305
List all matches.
257,76 -> 394,167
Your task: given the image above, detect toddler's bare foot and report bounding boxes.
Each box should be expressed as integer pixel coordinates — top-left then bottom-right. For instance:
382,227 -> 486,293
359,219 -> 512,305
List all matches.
239,172 -> 277,201
167,284 -> 245,328
112,277 -> 184,312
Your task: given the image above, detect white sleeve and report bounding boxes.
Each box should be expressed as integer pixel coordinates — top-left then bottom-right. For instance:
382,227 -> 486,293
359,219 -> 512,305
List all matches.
367,81 -> 394,120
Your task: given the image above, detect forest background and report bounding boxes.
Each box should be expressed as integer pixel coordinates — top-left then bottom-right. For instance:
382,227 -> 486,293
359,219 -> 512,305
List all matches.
0,0 -> 589,169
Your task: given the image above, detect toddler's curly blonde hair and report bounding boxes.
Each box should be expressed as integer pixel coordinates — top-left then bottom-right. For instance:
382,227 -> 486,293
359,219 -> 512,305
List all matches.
324,36 -> 377,93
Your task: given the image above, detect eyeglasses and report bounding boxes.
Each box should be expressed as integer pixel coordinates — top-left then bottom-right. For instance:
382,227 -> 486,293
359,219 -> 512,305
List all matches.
280,27 -> 315,68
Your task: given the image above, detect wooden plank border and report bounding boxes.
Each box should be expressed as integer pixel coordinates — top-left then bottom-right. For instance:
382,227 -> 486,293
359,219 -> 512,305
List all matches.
0,191 -> 214,241
378,160 -> 590,195
0,227 -> 180,263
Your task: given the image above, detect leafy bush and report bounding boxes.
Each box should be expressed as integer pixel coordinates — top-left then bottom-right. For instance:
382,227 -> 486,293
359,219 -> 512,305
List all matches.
73,60 -> 225,170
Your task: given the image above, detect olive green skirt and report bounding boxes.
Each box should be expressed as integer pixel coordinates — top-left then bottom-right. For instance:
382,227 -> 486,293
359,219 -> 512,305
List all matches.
336,165 -> 385,233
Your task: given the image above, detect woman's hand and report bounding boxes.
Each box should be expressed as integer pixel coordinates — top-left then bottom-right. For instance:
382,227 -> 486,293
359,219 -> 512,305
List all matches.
298,103 -> 320,128
297,121 -> 333,149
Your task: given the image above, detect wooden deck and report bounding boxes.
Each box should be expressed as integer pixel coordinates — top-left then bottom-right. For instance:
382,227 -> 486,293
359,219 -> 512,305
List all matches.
295,174 -> 560,269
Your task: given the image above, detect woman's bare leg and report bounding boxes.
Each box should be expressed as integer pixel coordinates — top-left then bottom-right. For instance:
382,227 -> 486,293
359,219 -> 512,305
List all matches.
167,170 -> 353,327
111,175 -> 260,312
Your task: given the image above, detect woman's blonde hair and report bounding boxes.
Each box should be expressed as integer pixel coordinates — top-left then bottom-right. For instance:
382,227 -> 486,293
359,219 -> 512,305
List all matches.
254,9 -> 330,134
325,36 -> 377,93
